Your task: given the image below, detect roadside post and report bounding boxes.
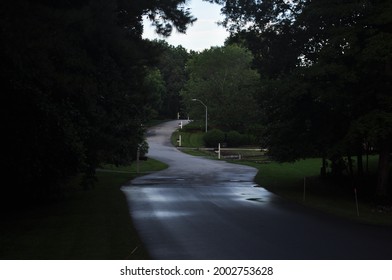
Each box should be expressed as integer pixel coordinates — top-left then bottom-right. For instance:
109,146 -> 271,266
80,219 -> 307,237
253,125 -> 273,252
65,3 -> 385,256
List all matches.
354,188 -> 360,216
136,146 -> 140,174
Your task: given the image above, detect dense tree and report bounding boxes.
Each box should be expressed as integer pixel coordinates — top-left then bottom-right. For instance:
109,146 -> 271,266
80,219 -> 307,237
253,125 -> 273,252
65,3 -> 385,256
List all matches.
296,0 -> 392,196
182,44 -> 260,132
151,41 -> 191,118
142,67 -> 166,119
215,0 -> 392,197
1,0 -> 196,205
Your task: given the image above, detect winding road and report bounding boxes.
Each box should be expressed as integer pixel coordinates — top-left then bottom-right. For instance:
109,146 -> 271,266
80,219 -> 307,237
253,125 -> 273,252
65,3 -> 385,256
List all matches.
121,120 -> 392,259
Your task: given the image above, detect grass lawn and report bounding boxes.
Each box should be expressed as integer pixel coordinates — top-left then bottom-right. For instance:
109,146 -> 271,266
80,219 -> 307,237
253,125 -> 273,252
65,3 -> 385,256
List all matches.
0,158 -> 167,260
242,158 -> 392,226
171,130 -> 205,148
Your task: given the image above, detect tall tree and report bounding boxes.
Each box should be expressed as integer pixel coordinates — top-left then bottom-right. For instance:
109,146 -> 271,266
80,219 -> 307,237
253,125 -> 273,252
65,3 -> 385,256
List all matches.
182,44 -> 260,132
297,0 -> 392,196
1,0 -> 196,205
142,67 -> 166,119
151,40 -> 191,119
215,0 -> 392,197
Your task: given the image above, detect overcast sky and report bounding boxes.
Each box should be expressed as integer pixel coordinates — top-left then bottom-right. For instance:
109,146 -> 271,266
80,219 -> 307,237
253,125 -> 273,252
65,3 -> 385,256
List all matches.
142,0 -> 229,52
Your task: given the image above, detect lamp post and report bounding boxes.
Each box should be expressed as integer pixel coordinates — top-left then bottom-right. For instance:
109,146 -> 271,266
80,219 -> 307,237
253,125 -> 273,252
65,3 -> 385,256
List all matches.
191,98 -> 208,132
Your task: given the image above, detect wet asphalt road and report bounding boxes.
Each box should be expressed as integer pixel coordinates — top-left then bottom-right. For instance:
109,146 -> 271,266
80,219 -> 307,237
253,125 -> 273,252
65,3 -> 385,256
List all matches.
121,120 -> 392,260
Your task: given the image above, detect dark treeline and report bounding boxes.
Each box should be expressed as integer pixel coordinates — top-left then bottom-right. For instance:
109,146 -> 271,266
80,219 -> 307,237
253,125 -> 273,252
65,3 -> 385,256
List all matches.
1,0 -> 195,206
214,0 -> 391,198
2,0 -> 391,206
144,41 -> 191,119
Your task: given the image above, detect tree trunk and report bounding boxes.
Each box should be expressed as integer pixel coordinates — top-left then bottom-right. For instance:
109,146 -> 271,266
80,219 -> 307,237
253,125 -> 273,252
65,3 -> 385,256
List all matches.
357,152 -> 363,177
320,156 -> 327,178
365,142 -> 370,174
376,140 -> 390,197
347,155 -> 354,178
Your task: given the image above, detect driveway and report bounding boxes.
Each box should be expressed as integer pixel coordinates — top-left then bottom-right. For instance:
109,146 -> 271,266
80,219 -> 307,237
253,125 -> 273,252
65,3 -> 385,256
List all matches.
122,120 -> 392,259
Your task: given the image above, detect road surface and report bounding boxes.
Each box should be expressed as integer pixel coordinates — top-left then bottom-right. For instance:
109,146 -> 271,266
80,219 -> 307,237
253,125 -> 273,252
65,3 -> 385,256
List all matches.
122,120 -> 392,259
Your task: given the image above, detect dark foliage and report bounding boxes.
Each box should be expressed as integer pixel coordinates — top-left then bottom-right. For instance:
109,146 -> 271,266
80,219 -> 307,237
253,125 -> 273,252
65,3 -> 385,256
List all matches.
1,0 -> 195,206
218,0 -> 392,197
203,129 -> 225,147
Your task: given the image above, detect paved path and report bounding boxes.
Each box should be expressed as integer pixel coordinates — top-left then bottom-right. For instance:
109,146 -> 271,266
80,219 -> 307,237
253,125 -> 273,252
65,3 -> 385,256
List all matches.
122,120 -> 392,259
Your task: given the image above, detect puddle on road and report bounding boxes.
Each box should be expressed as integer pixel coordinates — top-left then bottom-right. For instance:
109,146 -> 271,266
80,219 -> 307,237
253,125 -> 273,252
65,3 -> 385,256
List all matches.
133,210 -> 192,219
246,197 -> 266,203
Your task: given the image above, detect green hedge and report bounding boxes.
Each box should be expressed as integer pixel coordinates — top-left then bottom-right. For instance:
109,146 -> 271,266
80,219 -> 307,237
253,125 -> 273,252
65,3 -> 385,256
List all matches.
203,129 -> 225,147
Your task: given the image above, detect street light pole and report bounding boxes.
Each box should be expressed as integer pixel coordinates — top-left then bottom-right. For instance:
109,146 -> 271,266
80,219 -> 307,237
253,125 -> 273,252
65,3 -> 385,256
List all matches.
191,98 -> 208,132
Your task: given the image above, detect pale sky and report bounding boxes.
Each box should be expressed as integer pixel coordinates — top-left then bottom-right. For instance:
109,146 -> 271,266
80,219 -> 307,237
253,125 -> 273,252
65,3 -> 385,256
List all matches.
142,0 -> 230,52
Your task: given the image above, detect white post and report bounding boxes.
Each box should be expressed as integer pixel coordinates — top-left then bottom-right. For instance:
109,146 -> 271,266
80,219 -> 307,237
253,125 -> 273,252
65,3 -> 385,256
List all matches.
205,106 -> 208,133
218,143 -> 221,159
178,135 -> 182,147
354,188 -> 360,216
136,147 -> 140,174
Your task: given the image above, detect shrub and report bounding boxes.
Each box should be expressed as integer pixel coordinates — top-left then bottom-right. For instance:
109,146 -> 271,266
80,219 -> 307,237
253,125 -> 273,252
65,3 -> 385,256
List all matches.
182,120 -> 204,132
226,130 -> 243,147
241,134 -> 258,146
203,129 -> 225,147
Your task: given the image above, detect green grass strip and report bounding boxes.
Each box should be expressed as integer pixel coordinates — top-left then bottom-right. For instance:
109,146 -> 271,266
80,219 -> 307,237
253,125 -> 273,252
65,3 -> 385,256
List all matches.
249,158 -> 392,226
0,158 -> 167,260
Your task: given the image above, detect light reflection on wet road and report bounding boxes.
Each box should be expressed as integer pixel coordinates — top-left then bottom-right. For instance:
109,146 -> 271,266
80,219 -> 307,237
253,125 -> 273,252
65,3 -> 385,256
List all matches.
122,120 -> 392,259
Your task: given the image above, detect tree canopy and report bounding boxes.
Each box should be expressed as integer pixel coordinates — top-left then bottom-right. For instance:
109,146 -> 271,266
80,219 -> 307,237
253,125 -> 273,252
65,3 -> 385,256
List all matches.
1,0 -> 196,205
2,0 -> 391,202
216,0 -> 392,197
182,44 -> 260,132
151,40 -> 191,119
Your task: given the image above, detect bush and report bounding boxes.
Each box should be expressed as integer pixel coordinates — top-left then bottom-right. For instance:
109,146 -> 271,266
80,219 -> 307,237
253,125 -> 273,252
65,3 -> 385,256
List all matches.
182,120 -> 205,132
241,133 -> 258,146
203,129 -> 225,147
226,130 -> 243,147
